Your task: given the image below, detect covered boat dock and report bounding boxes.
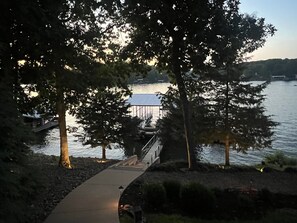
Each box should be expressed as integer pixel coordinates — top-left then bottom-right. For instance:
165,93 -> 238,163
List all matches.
126,94 -> 164,123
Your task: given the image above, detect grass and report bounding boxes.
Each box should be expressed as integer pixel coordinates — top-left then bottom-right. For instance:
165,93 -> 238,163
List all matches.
121,210 -> 297,223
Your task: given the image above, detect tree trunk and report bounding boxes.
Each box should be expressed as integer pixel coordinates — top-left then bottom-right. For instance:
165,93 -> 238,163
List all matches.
225,133 -> 230,166
56,74 -> 71,168
102,144 -> 107,160
175,73 -> 196,169
172,37 -> 196,169
224,80 -> 230,166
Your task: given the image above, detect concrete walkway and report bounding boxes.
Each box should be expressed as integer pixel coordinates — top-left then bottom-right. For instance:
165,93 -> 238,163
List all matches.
44,163 -> 145,223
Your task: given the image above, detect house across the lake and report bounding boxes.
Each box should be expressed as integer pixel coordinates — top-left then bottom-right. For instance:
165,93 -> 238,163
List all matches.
271,75 -> 286,81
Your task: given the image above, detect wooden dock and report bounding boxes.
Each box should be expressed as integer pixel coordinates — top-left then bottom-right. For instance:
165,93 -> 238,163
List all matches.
141,135 -> 163,167
33,120 -> 59,132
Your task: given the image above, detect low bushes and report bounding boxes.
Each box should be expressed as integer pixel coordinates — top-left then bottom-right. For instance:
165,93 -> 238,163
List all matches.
141,181 -> 297,221
180,182 -> 216,217
148,161 -> 188,172
162,180 -> 181,203
143,183 -> 166,211
264,151 -> 297,167
143,181 -> 215,218
143,210 -> 297,223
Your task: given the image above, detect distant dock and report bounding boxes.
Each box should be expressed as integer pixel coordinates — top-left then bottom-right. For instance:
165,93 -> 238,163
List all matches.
23,113 -> 58,133
32,120 -> 58,132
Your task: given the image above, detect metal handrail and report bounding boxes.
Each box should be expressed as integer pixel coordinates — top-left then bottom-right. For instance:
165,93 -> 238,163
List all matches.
140,134 -> 157,160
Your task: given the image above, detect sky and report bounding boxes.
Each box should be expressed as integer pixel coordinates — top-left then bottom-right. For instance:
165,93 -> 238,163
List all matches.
239,0 -> 297,61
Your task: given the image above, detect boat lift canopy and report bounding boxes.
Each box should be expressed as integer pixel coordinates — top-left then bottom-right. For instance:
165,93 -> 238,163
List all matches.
127,94 -> 164,122
127,94 -> 162,106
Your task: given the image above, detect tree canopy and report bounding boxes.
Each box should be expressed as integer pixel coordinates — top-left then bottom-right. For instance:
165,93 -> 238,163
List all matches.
75,88 -> 140,160
1,0 -> 129,168
0,0 -> 130,219
159,73 -> 277,166
0,74 -> 33,221
116,0 -> 275,168
201,70 -> 277,165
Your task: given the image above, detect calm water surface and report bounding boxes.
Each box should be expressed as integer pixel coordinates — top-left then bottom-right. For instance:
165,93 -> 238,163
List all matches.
31,81 -> 297,165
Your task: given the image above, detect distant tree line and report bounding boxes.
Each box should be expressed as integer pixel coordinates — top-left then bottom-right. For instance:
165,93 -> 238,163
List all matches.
243,58 -> 297,80
130,59 -> 297,84
128,68 -> 170,84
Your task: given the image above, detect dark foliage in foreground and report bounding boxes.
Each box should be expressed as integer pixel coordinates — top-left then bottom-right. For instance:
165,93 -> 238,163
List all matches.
1,152 -> 116,223
125,181 -> 297,221
0,80 -> 34,222
143,183 -> 166,212
180,183 -> 216,218
119,162 -> 297,222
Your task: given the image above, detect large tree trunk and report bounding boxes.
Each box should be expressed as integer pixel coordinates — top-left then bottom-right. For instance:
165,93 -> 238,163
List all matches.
175,73 -> 196,169
172,37 -> 196,169
102,144 -> 107,160
225,133 -> 230,166
56,74 -> 71,168
224,80 -> 230,166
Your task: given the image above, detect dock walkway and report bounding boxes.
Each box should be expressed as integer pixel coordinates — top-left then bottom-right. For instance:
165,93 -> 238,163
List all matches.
44,165 -> 145,223
33,120 -> 58,132
44,136 -> 162,223
141,137 -> 162,166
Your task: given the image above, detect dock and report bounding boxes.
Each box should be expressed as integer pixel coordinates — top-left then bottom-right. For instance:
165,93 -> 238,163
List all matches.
140,135 -> 163,167
32,120 -> 59,132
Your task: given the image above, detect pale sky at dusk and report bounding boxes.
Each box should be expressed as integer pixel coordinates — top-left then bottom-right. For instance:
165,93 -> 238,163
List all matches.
240,0 -> 297,61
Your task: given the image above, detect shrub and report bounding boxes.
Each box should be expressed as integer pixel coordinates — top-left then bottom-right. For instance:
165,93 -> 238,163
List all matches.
234,194 -> 259,220
180,182 -> 216,218
148,161 -> 188,172
143,183 -> 166,211
259,188 -> 274,207
264,151 -> 297,166
163,180 -> 181,203
237,194 -> 254,209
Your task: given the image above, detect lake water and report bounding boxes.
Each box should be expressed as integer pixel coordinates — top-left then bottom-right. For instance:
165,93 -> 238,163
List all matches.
31,81 -> 297,165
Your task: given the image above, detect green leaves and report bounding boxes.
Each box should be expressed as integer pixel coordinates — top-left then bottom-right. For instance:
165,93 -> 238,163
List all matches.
159,76 -> 277,159
0,76 -> 34,222
75,88 -> 140,157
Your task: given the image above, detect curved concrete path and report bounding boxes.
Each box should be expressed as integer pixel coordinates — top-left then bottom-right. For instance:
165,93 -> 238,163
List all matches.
44,163 -> 146,223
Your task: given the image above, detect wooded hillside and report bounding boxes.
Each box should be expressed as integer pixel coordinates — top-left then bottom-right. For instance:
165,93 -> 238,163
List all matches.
129,59 -> 297,84
243,58 -> 297,80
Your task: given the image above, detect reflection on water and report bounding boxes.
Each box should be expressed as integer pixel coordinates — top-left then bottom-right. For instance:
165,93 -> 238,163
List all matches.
31,81 -> 297,165
31,115 -> 127,160
200,144 -> 273,165
31,122 -> 147,160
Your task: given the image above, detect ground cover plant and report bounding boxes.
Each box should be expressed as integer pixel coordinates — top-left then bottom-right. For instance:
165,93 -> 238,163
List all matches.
119,162 -> 297,223
121,210 -> 297,223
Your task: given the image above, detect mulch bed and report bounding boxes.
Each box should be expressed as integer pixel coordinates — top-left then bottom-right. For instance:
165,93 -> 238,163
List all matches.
27,153 -> 118,223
